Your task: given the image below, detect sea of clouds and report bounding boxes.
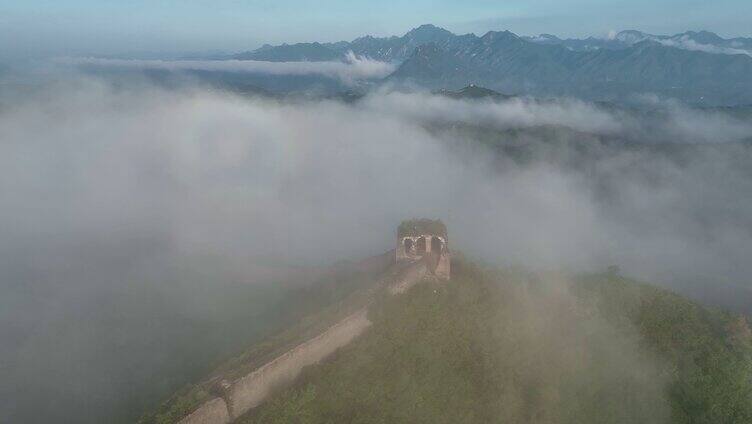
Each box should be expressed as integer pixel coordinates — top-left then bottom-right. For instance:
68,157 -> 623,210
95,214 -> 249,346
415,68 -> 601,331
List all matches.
56,51 -> 395,85
1,72 -> 751,422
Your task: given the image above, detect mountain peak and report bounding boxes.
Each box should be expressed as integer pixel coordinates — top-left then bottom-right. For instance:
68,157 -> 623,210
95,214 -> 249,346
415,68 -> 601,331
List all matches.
408,23 -> 449,33
682,30 -> 725,44
615,30 -> 648,43
436,84 -> 510,99
404,24 -> 454,42
481,30 -> 520,41
538,33 -> 561,41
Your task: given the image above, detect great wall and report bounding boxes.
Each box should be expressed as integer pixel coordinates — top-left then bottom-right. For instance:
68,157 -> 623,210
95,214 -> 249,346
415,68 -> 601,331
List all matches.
177,220 -> 450,424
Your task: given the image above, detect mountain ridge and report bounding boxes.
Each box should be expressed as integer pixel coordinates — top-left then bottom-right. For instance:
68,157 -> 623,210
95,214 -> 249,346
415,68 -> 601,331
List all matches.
234,25 -> 752,62
524,29 -> 752,55
236,256 -> 752,424
141,253 -> 752,424
227,24 -> 752,104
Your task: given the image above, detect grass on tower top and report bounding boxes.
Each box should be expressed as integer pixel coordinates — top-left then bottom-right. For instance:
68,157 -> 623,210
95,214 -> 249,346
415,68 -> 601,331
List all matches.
398,219 -> 447,238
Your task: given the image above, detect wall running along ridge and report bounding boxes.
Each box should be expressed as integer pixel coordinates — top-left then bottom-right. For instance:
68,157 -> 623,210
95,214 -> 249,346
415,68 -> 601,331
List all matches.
177,260 -> 434,424
227,308 -> 371,418
388,260 -> 429,294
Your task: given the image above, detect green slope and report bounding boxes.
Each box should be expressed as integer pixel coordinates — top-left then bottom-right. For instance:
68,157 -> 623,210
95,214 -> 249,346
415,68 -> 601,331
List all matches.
241,258 -> 752,424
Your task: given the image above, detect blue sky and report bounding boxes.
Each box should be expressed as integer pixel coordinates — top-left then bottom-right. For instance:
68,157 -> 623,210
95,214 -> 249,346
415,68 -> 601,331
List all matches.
1,0 -> 751,58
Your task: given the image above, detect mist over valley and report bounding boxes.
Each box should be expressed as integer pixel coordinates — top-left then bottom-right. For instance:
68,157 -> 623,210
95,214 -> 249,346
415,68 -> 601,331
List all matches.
2,11 -> 752,424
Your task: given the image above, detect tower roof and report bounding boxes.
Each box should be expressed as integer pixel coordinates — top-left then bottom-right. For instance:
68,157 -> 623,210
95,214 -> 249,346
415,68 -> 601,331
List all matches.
398,219 -> 447,238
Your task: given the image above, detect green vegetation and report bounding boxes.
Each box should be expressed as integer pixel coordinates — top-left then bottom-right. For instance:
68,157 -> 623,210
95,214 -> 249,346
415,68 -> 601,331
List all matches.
571,275 -> 752,423
241,258 -> 752,424
398,219 -> 447,238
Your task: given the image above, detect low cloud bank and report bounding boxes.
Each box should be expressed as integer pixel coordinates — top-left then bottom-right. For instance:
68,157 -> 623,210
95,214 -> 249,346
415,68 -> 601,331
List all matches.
57,51 -> 394,84
2,76 -> 751,309
1,75 -> 751,422
364,90 -> 752,143
2,77 -> 751,309
655,36 -> 752,56
610,31 -> 752,57
362,91 -> 625,134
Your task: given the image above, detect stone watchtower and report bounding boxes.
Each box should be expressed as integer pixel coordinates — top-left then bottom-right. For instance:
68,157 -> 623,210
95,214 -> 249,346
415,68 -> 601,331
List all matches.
396,219 -> 450,280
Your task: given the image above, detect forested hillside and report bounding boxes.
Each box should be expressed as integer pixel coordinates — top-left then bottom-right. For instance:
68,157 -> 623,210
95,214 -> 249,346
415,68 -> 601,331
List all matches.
241,258 -> 752,424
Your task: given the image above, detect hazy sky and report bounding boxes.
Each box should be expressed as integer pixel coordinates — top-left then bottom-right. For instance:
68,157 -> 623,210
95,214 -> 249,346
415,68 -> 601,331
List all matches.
1,0 -> 751,59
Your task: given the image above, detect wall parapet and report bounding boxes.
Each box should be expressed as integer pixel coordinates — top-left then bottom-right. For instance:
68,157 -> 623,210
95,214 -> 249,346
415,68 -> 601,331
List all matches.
227,308 -> 371,419
178,309 -> 372,424
177,259 -> 433,424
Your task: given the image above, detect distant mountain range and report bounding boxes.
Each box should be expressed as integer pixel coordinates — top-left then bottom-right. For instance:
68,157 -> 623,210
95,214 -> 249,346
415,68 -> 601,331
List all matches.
227,24 -> 752,105
523,30 -> 752,56
236,25 -> 752,62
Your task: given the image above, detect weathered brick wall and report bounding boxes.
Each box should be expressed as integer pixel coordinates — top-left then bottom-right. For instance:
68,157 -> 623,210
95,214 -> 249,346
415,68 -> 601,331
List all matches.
226,309 -> 371,419
396,234 -> 450,281
177,260 -> 433,423
178,397 -> 230,424
434,253 -> 450,280
388,260 -> 429,294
